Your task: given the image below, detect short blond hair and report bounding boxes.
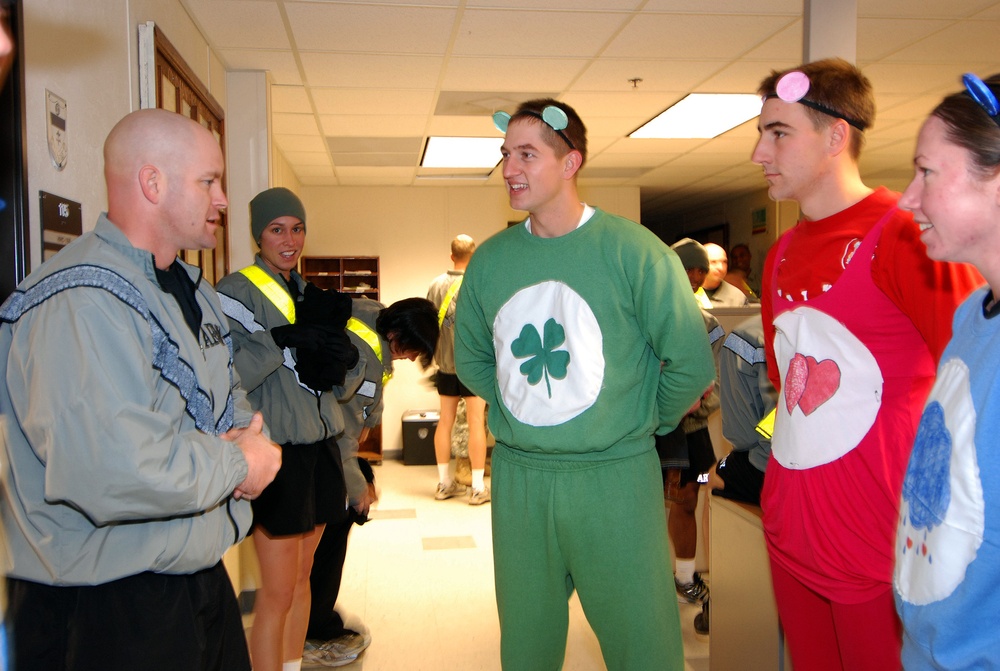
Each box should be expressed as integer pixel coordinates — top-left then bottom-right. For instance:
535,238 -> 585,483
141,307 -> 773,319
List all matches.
451,234 -> 476,260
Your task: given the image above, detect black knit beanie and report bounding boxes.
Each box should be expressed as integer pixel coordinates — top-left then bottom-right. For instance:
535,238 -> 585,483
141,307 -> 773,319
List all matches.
670,238 -> 710,272
249,187 -> 306,243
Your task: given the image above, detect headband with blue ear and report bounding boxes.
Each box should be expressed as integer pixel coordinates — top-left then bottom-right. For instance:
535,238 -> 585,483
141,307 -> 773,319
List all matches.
492,106 -> 576,150
963,73 -> 1000,127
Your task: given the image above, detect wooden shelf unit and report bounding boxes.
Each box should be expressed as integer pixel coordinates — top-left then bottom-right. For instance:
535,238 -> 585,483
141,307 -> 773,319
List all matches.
299,256 -> 379,300
358,425 -> 382,465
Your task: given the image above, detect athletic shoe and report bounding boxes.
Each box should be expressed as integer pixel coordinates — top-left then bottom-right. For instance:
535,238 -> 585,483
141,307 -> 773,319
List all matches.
675,572 -> 709,604
694,600 -> 710,637
434,480 -> 467,500
303,631 -> 372,667
468,486 -> 491,505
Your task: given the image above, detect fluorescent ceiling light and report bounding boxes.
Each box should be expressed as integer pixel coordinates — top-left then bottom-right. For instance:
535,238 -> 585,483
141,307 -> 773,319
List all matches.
421,136 -> 503,169
630,94 -> 762,139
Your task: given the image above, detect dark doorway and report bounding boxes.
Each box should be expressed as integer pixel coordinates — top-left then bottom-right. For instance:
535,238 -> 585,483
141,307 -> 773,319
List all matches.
0,0 -> 27,303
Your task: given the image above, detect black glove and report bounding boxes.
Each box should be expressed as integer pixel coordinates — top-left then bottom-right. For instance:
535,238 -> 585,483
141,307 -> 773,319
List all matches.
350,459 -> 375,526
270,323 -> 329,351
325,329 -> 360,371
357,456 -> 375,484
294,331 -> 359,390
298,283 -> 353,330
295,347 -> 347,391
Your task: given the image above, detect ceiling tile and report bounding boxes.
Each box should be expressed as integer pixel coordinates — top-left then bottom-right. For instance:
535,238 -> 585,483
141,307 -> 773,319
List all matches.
570,60 -> 727,93
272,112 -> 320,135
586,152 -> 673,169
327,137 -> 424,153
886,19 -> 1000,63
863,62 -> 974,94
876,94 -> 949,124
319,114 -> 429,136
739,18 -> 802,61
580,167 -> 647,179
561,91 -> 678,120
858,0 -> 994,19
973,2 -> 1000,18
294,165 -> 336,177
435,91 -> 557,115
426,116 -> 502,136
613,137 -> 707,154
274,134 -> 328,153
295,165 -> 335,179
602,14 -> 793,59
696,60 -> 788,95
452,9 -> 632,58
441,56 -> 587,91
281,151 -> 331,166
338,167 -> 415,185
184,1 -> 290,50
300,53 -> 443,88
469,0 -> 644,9
271,85 -> 309,113
312,89 -> 436,116
858,18 -> 952,61
643,0 -> 801,12
218,49 -> 302,85
286,3 -> 456,54
334,153 -> 419,167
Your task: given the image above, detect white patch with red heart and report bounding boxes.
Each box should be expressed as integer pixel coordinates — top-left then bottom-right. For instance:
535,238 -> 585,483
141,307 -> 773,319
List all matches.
771,307 -> 883,469
784,353 -> 841,416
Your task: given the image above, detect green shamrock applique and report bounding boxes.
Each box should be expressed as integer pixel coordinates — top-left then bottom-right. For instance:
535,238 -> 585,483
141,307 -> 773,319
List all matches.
510,318 -> 570,398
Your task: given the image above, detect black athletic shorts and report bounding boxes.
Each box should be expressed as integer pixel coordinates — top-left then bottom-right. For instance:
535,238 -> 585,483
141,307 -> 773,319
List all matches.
6,562 -> 250,671
252,437 -> 344,536
435,371 -> 475,398
712,449 -> 765,506
679,427 -> 716,487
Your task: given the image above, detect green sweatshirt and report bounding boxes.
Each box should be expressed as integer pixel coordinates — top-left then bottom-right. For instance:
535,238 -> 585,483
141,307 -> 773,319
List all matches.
455,208 -> 715,460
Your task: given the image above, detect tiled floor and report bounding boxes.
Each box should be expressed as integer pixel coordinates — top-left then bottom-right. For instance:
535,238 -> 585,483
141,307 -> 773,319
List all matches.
299,457 -> 709,670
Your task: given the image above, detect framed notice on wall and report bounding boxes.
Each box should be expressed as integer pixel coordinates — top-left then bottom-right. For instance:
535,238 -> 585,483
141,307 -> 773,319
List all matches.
39,191 -> 82,261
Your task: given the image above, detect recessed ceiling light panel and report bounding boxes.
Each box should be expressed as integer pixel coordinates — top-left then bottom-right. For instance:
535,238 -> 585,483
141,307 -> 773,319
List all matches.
630,94 -> 762,139
421,137 -> 503,169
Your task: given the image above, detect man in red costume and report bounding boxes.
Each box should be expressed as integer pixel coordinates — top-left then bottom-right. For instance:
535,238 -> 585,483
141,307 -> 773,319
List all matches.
751,58 -> 982,671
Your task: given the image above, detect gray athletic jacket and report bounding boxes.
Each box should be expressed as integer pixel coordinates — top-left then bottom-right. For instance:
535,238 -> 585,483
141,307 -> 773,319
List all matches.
215,257 -> 346,446
0,214 -> 254,586
339,298 -> 391,501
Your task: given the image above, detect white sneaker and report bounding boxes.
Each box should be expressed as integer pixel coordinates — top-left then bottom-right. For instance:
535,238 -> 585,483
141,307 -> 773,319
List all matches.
303,631 -> 372,667
469,486 -> 491,505
434,480 -> 467,500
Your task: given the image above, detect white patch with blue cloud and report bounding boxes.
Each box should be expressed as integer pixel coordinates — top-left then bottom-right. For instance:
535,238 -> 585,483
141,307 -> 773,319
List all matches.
895,358 -> 984,606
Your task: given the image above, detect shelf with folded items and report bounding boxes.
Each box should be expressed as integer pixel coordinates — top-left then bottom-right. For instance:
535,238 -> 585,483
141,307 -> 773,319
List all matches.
299,256 -> 379,300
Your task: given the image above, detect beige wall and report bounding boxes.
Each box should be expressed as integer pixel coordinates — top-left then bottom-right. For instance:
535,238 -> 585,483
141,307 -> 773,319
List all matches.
22,0 -> 226,268
272,140 -> 303,196
295,183 -> 640,453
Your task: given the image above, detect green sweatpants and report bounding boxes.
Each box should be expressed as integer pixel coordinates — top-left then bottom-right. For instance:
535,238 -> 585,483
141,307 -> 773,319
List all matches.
491,445 -> 684,671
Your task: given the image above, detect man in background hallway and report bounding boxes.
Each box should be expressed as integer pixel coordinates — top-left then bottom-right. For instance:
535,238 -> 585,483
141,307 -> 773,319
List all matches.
427,234 -> 490,505
702,243 -> 749,308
